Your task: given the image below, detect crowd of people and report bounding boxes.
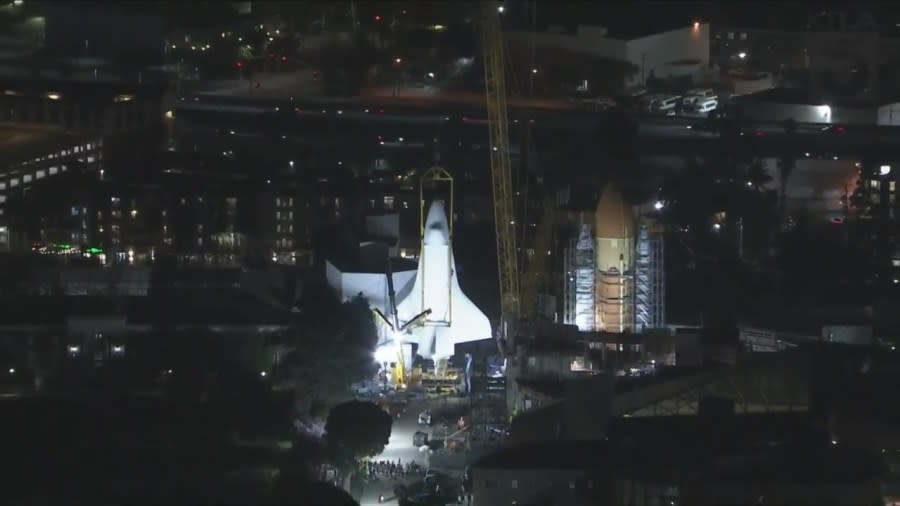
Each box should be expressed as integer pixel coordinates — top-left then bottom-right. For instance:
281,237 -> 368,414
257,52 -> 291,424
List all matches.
363,459 -> 425,480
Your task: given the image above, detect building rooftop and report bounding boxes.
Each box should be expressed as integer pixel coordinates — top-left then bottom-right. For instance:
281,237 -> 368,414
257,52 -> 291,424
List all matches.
481,412 -> 834,476
328,243 -> 417,275
710,443 -> 884,484
534,2 -> 704,40
474,439 -> 617,470
0,75 -> 168,102
0,124 -> 83,167
0,289 -> 292,327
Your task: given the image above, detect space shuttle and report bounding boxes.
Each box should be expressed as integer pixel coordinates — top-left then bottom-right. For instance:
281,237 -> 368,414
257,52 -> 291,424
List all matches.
388,200 -> 493,361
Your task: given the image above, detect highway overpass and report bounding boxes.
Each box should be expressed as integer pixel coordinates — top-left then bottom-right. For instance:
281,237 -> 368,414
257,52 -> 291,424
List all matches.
174,95 -> 900,160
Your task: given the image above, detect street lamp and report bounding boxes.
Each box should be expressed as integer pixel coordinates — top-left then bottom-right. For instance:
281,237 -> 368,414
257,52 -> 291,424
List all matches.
497,5 -> 505,13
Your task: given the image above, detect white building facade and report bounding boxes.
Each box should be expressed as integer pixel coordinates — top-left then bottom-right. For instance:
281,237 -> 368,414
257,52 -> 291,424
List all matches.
506,22 -> 710,88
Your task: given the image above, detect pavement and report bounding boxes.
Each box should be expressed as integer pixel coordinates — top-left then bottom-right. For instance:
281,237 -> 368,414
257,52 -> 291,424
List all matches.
182,71 -> 322,99
360,85 -> 575,111
358,398 -> 431,506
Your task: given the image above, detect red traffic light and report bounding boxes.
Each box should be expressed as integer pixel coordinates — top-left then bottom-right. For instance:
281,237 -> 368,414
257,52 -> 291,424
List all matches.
374,15 -> 382,22
235,61 -> 244,68
281,55 -> 287,62
401,9 -> 408,15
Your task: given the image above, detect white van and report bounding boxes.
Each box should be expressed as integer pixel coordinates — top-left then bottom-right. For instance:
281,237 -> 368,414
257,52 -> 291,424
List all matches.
683,89 -> 717,107
652,95 -> 681,114
696,99 -> 719,113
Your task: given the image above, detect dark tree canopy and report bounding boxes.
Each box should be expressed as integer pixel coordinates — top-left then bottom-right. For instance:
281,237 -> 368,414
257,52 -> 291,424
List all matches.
325,400 -> 392,468
271,478 -> 359,506
286,290 -> 378,415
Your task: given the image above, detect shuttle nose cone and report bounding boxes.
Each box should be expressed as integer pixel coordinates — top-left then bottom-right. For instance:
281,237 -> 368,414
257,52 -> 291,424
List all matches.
424,200 -> 451,246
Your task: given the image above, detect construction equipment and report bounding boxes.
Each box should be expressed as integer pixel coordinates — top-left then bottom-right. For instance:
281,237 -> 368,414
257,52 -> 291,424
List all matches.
481,1 -> 520,348
372,250 -> 431,387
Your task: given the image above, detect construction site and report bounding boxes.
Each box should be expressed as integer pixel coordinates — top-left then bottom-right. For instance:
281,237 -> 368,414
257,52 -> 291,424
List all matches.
325,1 -> 679,472
327,2 -> 828,490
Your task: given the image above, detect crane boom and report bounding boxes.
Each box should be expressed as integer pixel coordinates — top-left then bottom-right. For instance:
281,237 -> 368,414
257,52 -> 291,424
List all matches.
482,2 -> 520,335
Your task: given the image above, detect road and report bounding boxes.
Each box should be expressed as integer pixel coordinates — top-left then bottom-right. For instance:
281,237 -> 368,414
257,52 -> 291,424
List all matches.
174,92 -> 900,143
174,102 -> 900,161
358,398 -> 431,506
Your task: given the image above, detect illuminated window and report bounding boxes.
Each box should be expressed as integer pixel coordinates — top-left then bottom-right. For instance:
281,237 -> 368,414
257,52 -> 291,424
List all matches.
891,181 -> 896,192
383,196 -> 395,210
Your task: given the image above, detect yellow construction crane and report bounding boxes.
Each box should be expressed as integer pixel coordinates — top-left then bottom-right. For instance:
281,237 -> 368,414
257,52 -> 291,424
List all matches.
481,2 -> 520,344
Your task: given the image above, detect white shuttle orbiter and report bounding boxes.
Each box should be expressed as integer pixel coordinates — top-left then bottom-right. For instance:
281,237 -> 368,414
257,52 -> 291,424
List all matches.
378,200 -> 492,363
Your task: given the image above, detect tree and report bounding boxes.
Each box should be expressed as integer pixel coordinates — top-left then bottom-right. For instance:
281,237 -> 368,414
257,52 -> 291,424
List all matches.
660,154 -> 778,317
285,292 -> 378,415
279,434 -> 327,481
324,400 -> 392,470
271,478 -> 359,506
